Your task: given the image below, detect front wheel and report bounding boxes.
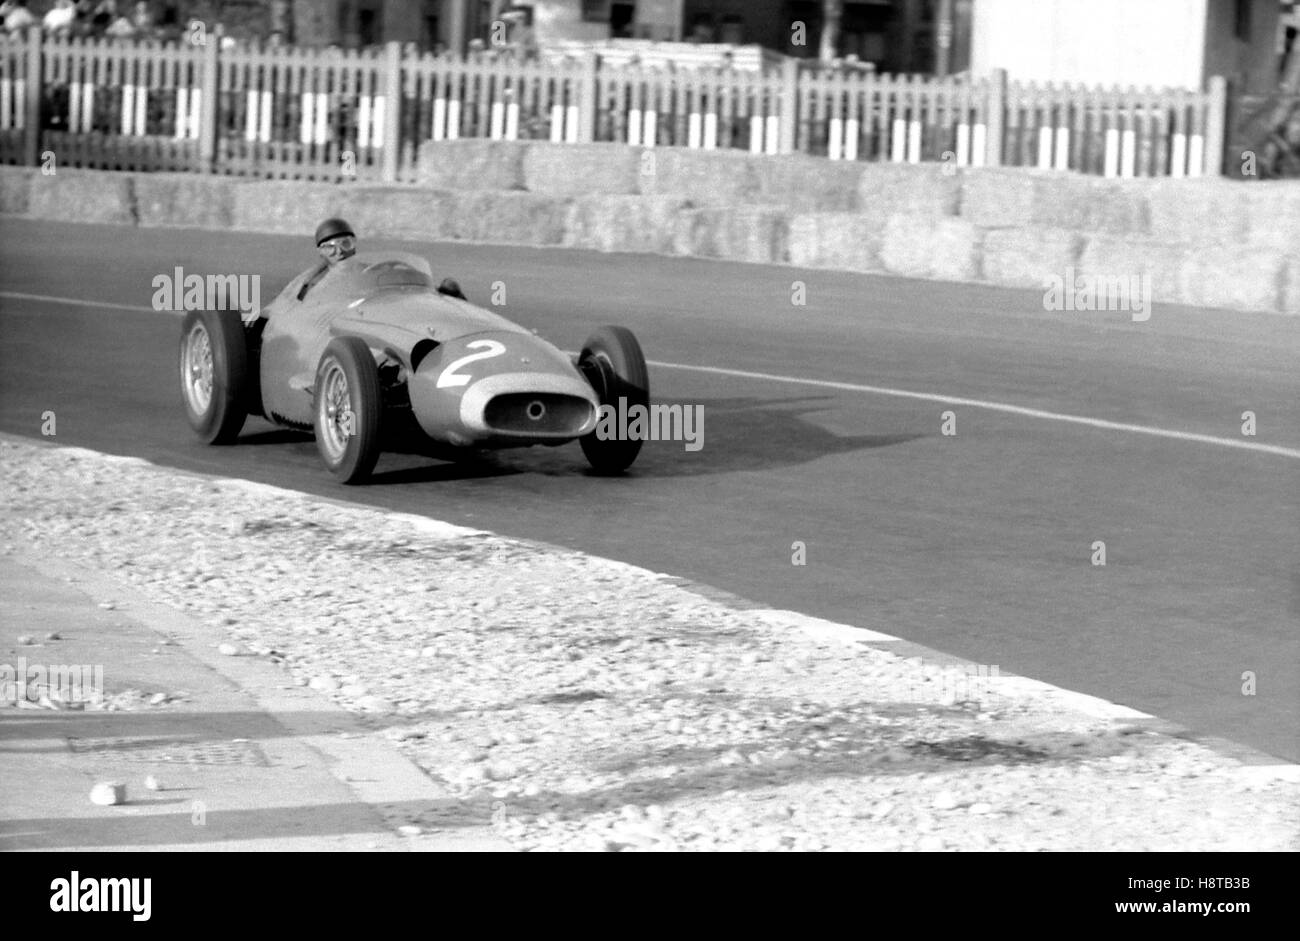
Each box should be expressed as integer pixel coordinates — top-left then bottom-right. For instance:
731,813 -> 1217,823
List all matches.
578,325 -> 649,474
179,308 -> 249,444
313,337 -> 384,484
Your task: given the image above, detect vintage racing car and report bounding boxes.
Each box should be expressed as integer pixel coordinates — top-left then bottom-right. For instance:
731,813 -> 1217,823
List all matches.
178,251 -> 649,483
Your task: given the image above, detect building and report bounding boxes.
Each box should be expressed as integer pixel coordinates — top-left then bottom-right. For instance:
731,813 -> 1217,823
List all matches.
293,1 -> 965,73
54,0 -> 1286,91
969,0 -> 1282,92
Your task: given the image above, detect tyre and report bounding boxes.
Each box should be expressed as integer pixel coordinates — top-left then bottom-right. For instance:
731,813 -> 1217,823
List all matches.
578,325 -> 649,474
313,337 -> 384,484
179,308 -> 249,445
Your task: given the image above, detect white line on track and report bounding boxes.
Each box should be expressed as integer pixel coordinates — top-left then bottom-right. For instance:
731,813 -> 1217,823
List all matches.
646,361 -> 1300,461
0,290 -> 154,313
4,290 -> 1296,461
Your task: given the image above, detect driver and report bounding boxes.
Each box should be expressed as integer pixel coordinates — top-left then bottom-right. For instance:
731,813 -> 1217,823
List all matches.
294,217 -> 357,300
315,217 -> 356,266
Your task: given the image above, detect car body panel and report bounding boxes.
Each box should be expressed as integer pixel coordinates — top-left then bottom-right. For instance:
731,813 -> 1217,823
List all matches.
256,251 -> 598,446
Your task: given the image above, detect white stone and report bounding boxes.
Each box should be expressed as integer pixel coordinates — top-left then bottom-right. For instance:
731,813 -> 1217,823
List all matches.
90,782 -> 126,806
932,791 -> 959,811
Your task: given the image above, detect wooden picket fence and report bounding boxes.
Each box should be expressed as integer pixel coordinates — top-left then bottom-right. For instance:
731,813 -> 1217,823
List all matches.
0,33 -> 1228,181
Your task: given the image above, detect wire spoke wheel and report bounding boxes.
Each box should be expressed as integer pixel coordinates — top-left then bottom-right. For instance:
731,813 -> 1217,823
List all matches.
182,323 -> 214,415
312,337 -> 383,484
178,309 -> 248,445
316,360 -> 353,464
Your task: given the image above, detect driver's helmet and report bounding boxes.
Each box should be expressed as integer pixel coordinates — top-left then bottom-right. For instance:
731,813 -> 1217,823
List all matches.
315,217 -> 355,247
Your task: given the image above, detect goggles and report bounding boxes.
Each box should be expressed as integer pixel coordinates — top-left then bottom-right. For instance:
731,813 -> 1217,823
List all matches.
319,235 -> 356,255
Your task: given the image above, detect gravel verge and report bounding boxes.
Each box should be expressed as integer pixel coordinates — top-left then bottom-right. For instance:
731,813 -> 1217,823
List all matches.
2,437 -> 1296,852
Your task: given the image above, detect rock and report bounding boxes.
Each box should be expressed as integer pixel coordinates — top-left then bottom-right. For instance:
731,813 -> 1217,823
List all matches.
917,834 -> 946,852
341,684 -> 369,698
666,717 -> 684,735
356,695 -> 394,713
144,775 -> 163,791
309,676 -> 339,692
149,693 -> 168,706
98,602 -> 116,611
217,643 -> 241,656
384,727 -> 425,742
45,632 -> 61,641
398,824 -> 422,837
16,635 -> 34,646
90,782 -> 127,806
968,802 -> 994,815
522,782 -> 542,798
609,822 -> 664,849
487,761 -> 518,781
461,748 -> 490,763
932,791 -> 960,811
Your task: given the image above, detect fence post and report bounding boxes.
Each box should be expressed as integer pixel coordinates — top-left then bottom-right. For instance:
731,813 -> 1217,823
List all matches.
1203,75 -> 1226,177
985,67 -> 1006,167
382,41 -> 401,182
578,51 -> 598,143
779,54 -> 798,154
22,31 -> 42,167
197,27 -> 219,171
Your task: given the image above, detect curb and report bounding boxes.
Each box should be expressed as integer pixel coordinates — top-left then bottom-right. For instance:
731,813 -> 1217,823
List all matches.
4,537 -> 514,852
9,433 -> 1296,777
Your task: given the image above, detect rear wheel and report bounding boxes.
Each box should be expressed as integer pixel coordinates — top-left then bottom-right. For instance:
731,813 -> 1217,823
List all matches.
314,337 -> 384,484
578,325 -> 649,474
179,309 -> 248,445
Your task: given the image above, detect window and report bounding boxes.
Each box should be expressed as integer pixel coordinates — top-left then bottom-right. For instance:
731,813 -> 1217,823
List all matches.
1234,0 -> 1252,41
611,2 -> 636,37
359,7 -> 378,46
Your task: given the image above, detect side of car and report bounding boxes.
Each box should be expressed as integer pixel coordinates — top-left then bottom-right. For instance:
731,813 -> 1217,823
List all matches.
179,260 -> 649,484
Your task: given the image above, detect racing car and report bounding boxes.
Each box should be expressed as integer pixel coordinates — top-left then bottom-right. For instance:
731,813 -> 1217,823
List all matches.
178,251 -> 649,483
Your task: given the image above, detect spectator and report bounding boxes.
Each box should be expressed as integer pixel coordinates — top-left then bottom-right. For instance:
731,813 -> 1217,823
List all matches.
105,11 -> 135,38
0,1 -> 38,35
131,0 -> 153,37
43,0 -> 77,37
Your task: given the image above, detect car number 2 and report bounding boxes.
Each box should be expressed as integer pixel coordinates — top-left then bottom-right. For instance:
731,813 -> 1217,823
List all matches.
436,339 -> 506,388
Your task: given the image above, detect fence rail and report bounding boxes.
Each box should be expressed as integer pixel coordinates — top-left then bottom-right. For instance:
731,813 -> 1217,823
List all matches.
0,34 -> 1228,181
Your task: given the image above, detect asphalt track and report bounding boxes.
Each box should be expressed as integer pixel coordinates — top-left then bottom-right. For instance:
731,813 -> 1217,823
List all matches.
1,218 -> 1297,761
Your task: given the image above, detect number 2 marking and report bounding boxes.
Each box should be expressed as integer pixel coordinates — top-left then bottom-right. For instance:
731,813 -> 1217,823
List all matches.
436,339 -> 506,388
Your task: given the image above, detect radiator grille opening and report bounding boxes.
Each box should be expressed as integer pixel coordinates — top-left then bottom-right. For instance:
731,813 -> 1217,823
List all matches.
483,393 -> 593,436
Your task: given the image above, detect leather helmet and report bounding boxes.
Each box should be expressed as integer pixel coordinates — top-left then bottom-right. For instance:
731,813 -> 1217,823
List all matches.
315,217 -> 355,246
